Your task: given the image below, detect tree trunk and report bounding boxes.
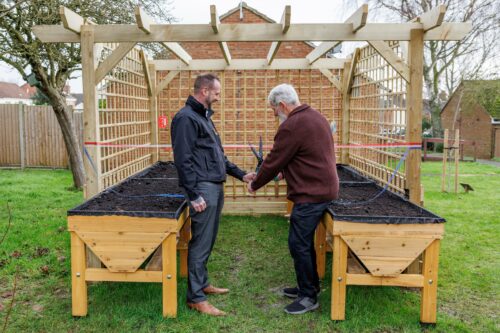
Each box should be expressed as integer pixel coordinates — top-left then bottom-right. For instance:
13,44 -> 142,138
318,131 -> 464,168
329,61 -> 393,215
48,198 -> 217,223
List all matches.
48,92 -> 86,189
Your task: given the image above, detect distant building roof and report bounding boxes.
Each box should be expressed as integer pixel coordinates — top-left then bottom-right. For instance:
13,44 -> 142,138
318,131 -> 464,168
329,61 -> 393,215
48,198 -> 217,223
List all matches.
0,82 -> 32,99
72,93 -> 84,106
441,80 -> 500,120
220,2 -> 316,49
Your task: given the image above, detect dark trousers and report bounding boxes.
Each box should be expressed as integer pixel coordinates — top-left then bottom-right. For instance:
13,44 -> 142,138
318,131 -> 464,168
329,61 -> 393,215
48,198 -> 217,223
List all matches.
289,201 -> 330,299
186,182 -> 224,303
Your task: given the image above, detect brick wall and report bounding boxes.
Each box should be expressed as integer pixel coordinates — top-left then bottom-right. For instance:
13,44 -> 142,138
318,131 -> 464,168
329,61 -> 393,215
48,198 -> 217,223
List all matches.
441,88 -> 494,159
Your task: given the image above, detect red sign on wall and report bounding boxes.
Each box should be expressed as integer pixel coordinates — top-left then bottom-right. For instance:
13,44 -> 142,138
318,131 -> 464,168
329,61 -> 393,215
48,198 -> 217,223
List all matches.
158,116 -> 168,129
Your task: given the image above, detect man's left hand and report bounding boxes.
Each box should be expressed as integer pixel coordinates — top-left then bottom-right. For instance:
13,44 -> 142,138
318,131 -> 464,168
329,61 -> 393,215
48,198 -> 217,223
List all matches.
243,172 -> 257,183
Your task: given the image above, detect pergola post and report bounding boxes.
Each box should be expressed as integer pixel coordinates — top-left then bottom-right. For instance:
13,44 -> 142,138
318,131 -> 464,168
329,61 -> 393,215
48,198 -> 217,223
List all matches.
81,24 -> 101,199
407,29 -> 424,205
341,60 -> 351,164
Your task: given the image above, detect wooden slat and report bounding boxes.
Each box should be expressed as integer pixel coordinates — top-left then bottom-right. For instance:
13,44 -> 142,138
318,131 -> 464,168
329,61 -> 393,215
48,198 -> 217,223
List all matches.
347,273 -> 424,287
162,233 -> 177,317
160,42 -> 192,65
153,58 -> 347,71
344,48 -> 360,93
32,22 -> 473,43
59,6 -> 84,34
342,236 -> 433,258
331,235 -> 348,320
95,42 -> 136,84
156,70 -> 180,96
68,215 -> 178,233
367,40 -> 410,82
210,5 -> 231,65
85,268 -> 162,282
420,239 -> 440,323
140,50 -> 153,96
70,232 -> 87,316
319,68 -> 343,92
149,62 -> 159,162
306,4 -> 368,64
332,220 -> 445,237
135,6 -> 154,34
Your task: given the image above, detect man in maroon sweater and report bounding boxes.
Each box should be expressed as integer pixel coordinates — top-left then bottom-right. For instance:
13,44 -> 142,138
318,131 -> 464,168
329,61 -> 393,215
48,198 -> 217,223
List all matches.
248,83 -> 339,314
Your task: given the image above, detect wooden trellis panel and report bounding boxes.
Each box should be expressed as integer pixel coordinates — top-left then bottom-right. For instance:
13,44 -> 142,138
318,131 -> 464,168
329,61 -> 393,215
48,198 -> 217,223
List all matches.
158,69 -> 341,213
96,44 -> 152,190
349,42 -> 408,195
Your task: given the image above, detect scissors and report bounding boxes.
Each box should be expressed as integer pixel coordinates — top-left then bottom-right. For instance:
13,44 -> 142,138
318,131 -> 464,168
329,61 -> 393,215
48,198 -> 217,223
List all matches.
249,136 -> 279,181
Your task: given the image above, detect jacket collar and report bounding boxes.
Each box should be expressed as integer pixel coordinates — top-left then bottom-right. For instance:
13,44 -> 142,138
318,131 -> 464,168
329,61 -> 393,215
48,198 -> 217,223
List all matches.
186,95 -> 214,118
288,104 -> 310,118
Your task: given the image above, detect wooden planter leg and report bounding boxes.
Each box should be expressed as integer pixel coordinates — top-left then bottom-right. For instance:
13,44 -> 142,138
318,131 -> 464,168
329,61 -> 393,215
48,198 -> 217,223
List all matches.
420,239 -> 440,323
71,232 -> 87,316
315,216 -> 327,279
162,233 -> 177,317
331,235 -> 348,320
179,216 -> 191,278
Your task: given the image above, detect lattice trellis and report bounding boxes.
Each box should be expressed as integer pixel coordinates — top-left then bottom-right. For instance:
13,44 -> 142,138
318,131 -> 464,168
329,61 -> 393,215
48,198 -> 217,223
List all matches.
349,42 -> 408,194
97,44 -> 152,189
158,69 -> 342,200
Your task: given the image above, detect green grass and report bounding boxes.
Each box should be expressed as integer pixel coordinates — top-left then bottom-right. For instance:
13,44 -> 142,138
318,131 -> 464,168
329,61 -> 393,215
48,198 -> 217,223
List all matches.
0,163 -> 498,332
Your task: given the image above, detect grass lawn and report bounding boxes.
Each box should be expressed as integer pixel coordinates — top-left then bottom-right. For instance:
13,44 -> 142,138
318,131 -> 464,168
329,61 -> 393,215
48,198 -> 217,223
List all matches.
0,162 -> 498,332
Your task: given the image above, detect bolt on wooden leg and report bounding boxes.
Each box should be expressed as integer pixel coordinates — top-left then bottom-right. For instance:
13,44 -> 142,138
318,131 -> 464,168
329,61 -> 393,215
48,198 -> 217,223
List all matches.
331,235 -> 348,320
315,216 -> 327,279
162,233 -> 177,317
179,216 -> 191,278
420,239 -> 440,323
71,232 -> 88,316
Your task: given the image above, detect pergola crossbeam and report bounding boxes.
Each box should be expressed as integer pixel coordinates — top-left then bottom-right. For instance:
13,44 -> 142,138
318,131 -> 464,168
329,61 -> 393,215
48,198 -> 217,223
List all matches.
152,58 -> 347,71
368,41 -> 410,83
306,4 -> 368,64
95,42 -> 136,84
32,22 -> 472,43
59,6 -> 84,34
211,5 -> 231,65
136,6 -> 192,65
267,5 -> 291,65
415,4 -> 447,32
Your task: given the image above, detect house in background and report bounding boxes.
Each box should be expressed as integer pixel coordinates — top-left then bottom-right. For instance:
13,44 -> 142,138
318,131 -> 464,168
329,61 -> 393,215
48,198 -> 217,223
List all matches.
0,82 -> 34,104
441,80 -> 500,159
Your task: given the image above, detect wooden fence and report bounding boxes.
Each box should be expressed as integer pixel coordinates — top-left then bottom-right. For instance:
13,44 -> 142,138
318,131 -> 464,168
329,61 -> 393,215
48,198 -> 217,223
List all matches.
0,104 -> 83,168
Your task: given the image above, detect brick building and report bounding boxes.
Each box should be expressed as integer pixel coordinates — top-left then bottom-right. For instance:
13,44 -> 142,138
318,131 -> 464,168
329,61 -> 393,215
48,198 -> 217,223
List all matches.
441,80 -> 500,159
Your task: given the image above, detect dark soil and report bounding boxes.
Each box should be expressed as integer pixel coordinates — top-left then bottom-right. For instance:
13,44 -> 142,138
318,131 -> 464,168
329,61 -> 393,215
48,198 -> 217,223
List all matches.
330,183 -> 444,223
337,165 -> 373,183
134,161 -> 178,179
69,162 -> 185,217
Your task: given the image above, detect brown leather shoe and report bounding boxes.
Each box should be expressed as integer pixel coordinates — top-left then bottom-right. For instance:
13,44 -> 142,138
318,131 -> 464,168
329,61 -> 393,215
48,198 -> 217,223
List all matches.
203,285 -> 230,295
187,301 -> 226,316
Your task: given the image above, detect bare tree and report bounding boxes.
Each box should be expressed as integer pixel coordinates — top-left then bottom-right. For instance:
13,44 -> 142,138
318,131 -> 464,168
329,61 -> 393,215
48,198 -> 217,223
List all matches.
0,0 -> 175,188
368,0 -> 500,136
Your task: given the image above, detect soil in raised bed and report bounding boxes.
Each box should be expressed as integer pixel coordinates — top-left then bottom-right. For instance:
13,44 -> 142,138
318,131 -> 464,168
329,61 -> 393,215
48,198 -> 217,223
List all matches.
330,183 -> 437,219
77,178 -> 185,213
134,161 -> 178,179
336,165 -> 372,182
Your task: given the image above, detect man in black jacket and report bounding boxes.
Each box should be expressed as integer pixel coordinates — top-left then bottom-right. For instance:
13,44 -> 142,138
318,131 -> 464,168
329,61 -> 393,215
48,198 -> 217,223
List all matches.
171,73 -> 255,316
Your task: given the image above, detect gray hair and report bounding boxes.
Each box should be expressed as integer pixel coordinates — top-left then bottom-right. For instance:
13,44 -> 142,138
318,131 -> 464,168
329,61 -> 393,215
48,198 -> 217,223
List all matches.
268,84 -> 299,107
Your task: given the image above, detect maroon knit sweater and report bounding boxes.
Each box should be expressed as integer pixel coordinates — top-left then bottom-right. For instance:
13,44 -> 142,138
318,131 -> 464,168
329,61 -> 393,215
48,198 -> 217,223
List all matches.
251,104 -> 339,203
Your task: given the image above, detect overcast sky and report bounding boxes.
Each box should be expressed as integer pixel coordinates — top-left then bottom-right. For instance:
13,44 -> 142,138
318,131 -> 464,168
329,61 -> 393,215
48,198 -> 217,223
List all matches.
0,0 -> 365,92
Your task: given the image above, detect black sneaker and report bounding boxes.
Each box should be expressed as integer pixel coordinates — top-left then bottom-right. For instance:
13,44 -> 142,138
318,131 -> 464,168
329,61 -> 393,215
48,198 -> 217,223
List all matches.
282,286 -> 320,299
284,297 -> 319,315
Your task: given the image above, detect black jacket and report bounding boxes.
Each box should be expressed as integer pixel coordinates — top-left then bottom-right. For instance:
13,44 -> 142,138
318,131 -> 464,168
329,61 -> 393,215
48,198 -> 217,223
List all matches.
171,95 -> 246,201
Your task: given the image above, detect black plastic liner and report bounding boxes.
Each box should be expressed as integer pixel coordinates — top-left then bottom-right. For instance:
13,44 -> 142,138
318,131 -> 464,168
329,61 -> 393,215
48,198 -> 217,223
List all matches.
337,165 -> 374,185
68,162 -> 187,219
328,181 -> 445,224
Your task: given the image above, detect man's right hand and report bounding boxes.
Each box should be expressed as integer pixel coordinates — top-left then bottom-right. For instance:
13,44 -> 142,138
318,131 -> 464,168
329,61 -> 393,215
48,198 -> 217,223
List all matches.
191,196 -> 207,212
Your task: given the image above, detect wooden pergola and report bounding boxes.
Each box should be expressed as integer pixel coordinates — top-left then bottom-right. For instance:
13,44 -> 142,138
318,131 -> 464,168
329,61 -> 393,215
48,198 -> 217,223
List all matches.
33,3 -> 469,322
